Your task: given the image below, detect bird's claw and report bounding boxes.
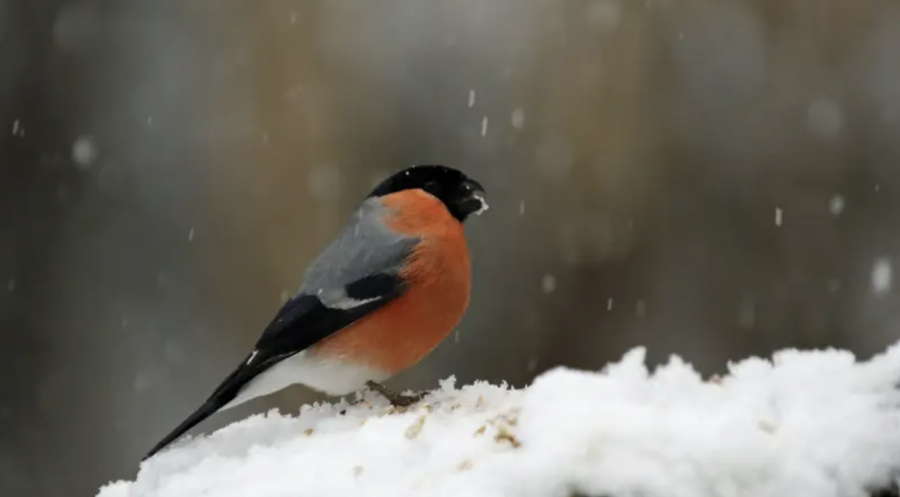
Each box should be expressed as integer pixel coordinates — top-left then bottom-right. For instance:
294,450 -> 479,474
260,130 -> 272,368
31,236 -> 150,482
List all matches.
365,380 -> 426,408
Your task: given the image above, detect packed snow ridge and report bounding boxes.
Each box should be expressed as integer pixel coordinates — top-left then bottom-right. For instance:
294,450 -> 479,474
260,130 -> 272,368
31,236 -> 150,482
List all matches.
99,344 -> 900,497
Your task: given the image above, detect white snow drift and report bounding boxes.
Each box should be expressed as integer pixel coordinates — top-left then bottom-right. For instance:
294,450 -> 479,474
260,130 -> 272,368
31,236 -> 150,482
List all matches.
98,344 -> 900,497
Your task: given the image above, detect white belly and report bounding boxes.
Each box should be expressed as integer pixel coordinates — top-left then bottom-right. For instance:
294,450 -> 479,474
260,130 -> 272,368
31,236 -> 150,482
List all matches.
221,351 -> 391,410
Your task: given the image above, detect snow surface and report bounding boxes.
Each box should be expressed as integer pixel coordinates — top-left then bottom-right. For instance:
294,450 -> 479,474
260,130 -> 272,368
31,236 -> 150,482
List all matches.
99,344 -> 900,497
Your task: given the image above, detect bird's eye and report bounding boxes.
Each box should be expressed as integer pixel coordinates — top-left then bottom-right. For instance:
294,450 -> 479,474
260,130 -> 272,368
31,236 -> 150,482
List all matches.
423,181 -> 439,193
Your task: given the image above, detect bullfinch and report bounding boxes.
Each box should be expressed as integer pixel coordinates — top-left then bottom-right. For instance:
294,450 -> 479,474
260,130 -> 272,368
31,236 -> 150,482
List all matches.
143,164 -> 488,460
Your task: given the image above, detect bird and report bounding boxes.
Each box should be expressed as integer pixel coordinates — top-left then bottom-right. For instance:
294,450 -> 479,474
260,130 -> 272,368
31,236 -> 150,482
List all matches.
143,164 -> 488,460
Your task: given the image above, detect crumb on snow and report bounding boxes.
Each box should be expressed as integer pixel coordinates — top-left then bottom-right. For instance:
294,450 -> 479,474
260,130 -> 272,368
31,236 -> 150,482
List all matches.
98,343 -> 900,497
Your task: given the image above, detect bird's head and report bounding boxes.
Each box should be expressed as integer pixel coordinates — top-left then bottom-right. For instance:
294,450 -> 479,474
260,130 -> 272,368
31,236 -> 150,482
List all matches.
368,165 -> 488,223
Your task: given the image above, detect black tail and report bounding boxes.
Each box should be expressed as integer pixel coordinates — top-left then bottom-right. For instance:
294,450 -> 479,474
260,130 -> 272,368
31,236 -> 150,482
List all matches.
143,355 -> 269,461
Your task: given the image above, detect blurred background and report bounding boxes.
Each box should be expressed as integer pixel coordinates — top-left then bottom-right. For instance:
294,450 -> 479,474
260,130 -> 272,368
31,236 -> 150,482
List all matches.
3,0 -> 900,495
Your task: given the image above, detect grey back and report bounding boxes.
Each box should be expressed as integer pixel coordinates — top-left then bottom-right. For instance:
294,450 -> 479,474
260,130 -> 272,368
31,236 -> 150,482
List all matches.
299,198 -> 420,302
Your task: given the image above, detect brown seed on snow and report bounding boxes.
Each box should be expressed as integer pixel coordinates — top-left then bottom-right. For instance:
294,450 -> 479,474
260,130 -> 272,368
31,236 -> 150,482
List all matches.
405,415 -> 427,439
495,427 -> 521,448
758,420 -> 776,433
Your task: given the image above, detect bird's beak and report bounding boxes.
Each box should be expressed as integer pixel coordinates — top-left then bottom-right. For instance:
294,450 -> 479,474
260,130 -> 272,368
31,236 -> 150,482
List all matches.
463,179 -> 488,217
471,191 -> 489,216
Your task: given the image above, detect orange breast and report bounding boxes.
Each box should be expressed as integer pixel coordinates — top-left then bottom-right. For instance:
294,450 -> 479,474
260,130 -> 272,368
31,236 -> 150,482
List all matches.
312,190 -> 472,373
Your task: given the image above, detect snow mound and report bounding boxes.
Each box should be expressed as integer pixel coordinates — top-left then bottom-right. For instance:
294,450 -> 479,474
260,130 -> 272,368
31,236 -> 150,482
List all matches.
99,344 -> 900,497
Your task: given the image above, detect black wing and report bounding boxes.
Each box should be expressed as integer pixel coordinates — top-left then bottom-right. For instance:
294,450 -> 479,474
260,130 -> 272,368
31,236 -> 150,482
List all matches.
142,273 -> 405,461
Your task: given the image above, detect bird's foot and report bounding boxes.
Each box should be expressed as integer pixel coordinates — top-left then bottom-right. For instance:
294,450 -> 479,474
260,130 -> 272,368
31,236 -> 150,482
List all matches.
365,380 -> 426,408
